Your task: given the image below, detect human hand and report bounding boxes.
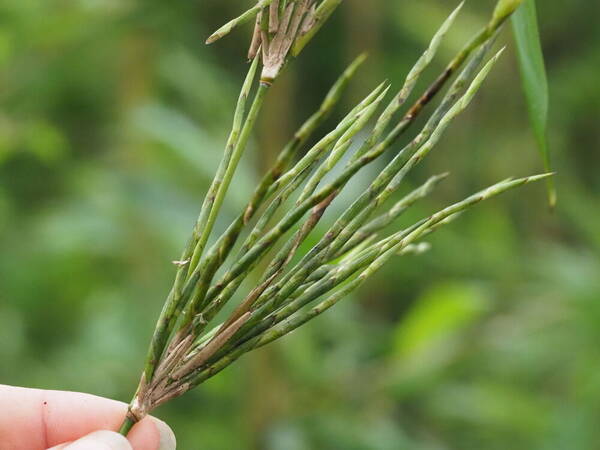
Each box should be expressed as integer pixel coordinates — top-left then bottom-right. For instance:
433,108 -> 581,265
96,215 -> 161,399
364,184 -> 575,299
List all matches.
0,384 -> 175,449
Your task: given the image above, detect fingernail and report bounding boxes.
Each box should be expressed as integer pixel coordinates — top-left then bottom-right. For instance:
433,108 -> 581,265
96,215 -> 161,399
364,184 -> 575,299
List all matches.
64,430 -> 132,449
154,419 -> 176,450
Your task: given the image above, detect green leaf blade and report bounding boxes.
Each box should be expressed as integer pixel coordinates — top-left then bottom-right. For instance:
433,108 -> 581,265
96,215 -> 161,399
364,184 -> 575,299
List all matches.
512,0 -> 556,207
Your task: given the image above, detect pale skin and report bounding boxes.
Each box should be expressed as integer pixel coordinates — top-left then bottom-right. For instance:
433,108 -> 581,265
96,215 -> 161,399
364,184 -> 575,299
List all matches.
0,385 -> 175,450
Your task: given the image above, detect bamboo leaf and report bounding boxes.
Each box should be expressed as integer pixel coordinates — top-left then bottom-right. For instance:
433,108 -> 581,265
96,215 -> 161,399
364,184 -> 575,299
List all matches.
512,0 -> 556,207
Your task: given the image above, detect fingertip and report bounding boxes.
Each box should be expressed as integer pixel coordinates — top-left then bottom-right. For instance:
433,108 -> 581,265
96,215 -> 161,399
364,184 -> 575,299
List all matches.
127,416 -> 175,450
153,418 -> 176,450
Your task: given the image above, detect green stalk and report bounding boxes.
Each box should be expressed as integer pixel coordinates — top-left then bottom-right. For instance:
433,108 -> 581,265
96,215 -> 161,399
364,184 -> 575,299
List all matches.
183,84 -> 270,323
118,417 -> 136,436
187,76 -> 267,279
139,57 -> 260,384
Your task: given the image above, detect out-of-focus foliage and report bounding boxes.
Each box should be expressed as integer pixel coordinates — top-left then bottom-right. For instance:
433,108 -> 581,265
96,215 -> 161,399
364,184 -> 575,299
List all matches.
0,0 -> 598,448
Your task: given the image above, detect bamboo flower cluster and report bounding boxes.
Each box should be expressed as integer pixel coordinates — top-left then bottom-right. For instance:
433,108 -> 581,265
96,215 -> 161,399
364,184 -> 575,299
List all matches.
119,0 -> 545,434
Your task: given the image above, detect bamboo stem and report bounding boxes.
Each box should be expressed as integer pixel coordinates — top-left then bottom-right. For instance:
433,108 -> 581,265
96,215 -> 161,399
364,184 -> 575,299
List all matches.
118,416 -> 136,436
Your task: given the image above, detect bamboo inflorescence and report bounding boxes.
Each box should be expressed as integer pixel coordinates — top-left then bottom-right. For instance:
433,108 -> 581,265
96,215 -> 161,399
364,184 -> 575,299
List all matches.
120,0 -> 542,433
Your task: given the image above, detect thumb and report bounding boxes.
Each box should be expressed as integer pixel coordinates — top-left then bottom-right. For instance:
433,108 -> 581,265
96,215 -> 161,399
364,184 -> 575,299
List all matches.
47,430 -> 133,450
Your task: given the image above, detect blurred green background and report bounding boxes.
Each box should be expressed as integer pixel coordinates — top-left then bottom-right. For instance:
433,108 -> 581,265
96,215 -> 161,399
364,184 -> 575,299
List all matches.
1,1 -> 599,448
